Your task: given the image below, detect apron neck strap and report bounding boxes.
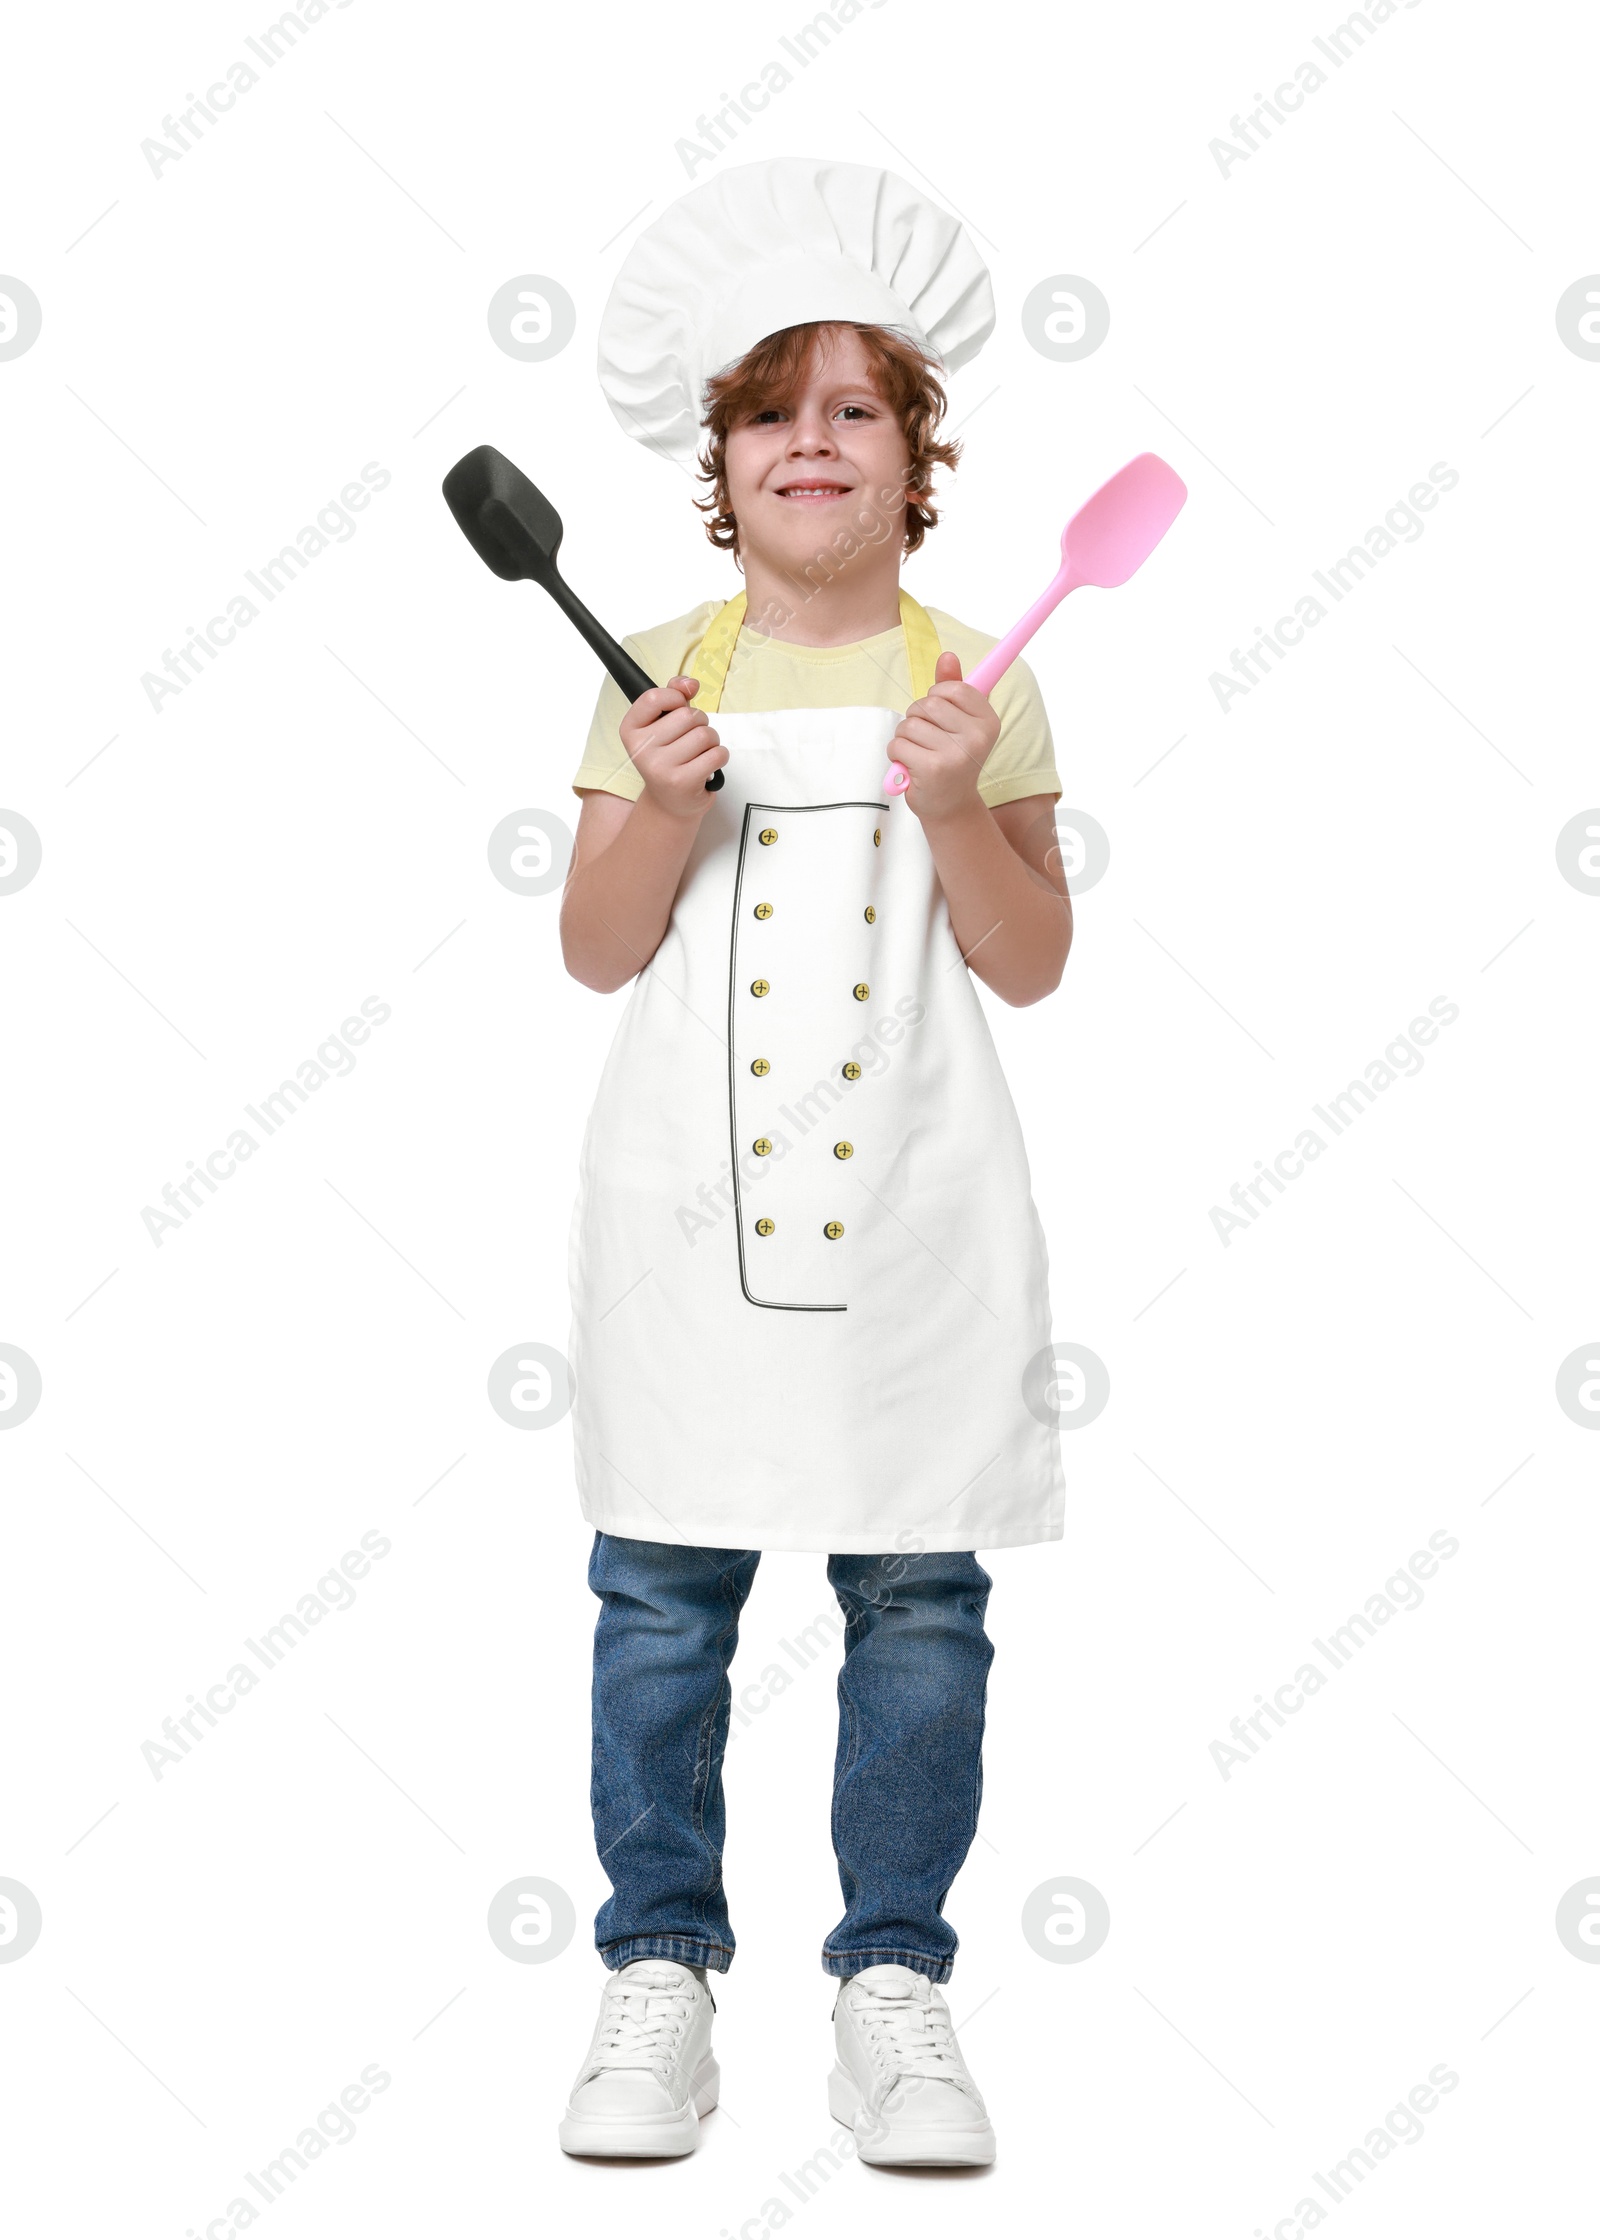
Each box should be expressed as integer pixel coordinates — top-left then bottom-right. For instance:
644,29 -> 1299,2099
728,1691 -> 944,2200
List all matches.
690,588 -> 944,714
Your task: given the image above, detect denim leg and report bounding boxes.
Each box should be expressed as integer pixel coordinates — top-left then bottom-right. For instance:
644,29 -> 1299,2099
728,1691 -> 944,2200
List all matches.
820,1548 -> 994,1985
588,1530 -> 760,1974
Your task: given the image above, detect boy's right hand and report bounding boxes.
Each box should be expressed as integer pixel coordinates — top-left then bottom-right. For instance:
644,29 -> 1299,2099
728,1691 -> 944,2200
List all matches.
621,677 -> 727,817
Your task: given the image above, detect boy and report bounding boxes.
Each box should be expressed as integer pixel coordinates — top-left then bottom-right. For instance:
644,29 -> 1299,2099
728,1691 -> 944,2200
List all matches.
556,160 -> 1070,2167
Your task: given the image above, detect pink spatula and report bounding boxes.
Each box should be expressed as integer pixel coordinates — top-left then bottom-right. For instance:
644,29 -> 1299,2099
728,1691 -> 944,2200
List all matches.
885,451 -> 1188,794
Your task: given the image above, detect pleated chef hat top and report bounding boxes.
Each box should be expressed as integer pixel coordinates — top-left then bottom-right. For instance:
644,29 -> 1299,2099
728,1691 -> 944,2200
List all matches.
596,157 -> 995,463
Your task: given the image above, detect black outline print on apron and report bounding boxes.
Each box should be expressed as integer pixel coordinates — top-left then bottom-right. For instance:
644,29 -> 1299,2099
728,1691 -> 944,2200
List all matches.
727,799 -> 882,1312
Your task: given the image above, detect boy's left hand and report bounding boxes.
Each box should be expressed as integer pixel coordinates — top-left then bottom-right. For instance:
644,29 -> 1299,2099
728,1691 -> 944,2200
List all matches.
888,651 -> 1000,823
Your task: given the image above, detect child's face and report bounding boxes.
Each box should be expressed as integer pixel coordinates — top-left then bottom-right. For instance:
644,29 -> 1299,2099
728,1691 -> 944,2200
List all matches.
721,328 -> 920,573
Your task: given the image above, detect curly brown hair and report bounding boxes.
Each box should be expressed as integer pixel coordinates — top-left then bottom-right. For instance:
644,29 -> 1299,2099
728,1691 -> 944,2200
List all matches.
693,320 -> 961,558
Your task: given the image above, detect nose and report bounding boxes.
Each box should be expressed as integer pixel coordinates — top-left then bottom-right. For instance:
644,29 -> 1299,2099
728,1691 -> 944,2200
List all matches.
785,405 -> 837,457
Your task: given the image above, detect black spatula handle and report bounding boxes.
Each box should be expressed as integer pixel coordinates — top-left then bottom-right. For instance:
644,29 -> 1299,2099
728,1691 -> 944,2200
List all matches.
547,581 -> 723,795
442,446 -> 723,792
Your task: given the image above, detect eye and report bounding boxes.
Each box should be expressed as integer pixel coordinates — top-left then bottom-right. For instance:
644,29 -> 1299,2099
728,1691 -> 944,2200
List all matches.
836,404 -> 875,421
751,407 -> 789,424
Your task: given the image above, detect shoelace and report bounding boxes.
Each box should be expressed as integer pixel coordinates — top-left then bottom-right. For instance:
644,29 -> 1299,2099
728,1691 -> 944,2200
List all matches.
850,1983 -> 964,2084
588,1968 -> 693,2074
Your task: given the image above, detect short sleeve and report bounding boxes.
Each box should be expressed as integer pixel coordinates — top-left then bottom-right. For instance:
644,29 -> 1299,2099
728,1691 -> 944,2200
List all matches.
570,603 -> 721,801
571,654 -> 646,801
976,654 -> 1060,809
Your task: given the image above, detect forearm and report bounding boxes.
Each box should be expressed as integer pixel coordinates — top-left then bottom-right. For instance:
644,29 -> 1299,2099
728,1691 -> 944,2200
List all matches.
560,793 -> 700,993
921,800 -> 1071,1005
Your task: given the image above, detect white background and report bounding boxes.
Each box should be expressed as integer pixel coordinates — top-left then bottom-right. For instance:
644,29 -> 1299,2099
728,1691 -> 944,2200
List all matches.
2,0 -> 1596,2233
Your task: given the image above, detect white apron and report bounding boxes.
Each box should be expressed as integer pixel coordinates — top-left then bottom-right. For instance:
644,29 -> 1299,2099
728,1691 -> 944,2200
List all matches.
566,590 -> 1065,1554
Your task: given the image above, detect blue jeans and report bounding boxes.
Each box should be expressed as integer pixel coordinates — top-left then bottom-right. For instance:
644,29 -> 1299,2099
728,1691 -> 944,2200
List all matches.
587,1531 -> 994,1985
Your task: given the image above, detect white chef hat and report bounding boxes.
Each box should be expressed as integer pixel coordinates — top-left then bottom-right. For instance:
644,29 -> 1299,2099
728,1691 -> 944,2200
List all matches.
597,157 -> 995,462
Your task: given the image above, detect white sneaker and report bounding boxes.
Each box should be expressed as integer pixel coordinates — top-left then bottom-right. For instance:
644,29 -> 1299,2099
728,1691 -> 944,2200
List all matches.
558,1958 -> 719,2158
829,1963 -> 996,2166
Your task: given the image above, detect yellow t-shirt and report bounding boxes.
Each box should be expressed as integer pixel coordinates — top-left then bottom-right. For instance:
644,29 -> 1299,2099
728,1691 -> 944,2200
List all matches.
571,601 -> 1061,810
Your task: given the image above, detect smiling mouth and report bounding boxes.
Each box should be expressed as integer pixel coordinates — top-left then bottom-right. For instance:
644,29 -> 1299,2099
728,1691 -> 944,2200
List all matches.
775,481 -> 851,501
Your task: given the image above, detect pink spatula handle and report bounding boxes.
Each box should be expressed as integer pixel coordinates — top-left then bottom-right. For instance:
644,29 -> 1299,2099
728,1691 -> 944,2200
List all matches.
883,573 -> 1076,794
884,452 -> 1185,795
966,574 -> 1076,695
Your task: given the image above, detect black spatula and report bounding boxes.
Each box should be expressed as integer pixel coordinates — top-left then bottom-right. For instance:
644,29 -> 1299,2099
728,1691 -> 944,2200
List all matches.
442,444 -> 722,790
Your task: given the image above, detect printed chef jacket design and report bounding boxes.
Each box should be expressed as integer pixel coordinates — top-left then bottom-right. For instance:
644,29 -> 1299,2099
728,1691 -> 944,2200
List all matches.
567,591 -> 1066,1554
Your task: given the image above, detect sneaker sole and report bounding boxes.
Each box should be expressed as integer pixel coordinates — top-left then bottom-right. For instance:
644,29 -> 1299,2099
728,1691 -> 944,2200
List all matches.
828,2061 -> 996,2167
559,2052 -> 719,2158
